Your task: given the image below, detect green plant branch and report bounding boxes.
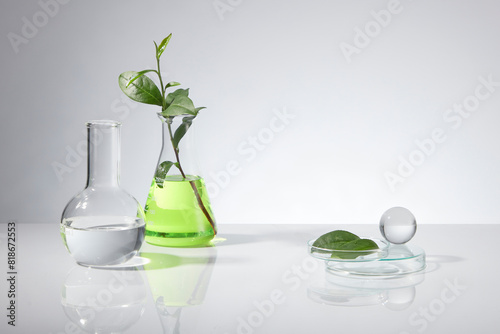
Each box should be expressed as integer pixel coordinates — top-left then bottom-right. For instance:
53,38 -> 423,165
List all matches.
119,34 -> 216,234
189,180 -> 216,233
166,116 -> 216,232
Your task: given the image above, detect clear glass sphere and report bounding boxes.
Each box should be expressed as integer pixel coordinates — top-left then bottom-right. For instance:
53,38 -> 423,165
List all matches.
379,207 -> 416,244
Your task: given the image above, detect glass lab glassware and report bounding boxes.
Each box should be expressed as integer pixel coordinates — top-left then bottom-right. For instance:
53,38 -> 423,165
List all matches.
61,120 -> 146,266
379,207 -> 417,244
144,114 -> 217,247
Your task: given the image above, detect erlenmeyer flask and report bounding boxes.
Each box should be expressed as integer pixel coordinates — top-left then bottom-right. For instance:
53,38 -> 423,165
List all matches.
144,114 -> 217,247
61,120 -> 146,266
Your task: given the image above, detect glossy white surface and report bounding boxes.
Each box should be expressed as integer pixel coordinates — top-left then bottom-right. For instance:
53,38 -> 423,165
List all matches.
0,223 -> 498,333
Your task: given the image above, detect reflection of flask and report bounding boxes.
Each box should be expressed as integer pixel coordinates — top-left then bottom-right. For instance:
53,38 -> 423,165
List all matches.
141,244 -> 217,333
61,121 -> 145,266
144,114 -> 217,247
61,265 -> 147,333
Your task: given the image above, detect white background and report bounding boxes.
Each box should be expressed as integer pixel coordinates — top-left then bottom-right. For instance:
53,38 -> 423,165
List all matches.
1,0 -> 500,225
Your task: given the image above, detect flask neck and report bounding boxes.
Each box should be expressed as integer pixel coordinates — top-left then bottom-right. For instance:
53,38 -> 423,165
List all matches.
158,114 -> 199,177
86,121 -> 121,188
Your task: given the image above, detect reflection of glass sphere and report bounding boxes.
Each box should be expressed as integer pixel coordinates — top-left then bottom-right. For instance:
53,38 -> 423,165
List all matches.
380,207 -> 416,244
382,287 -> 416,311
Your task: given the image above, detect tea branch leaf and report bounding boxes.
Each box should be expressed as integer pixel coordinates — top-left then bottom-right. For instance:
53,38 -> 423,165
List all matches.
119,71 -> 162,106
156,34 -> 172,59
165,88 -> 190,106
172,116 -> 195,149
162,95 -> 196,116
126,69 -> 158,88
154,160 -> 175,188
165,81 -> 181,90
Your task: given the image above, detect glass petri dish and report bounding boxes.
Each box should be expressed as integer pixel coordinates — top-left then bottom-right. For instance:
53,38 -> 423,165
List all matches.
308,237 -> 426,278
325,244 -> 426,278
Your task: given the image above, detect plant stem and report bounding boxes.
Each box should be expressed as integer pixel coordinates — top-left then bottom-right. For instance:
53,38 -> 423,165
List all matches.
166,119 -> 216,234
189,180 -> 217,234
156,55 -> 166,110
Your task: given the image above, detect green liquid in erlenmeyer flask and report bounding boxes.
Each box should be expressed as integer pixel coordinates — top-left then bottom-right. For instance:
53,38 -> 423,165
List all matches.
144,175 -> 216,247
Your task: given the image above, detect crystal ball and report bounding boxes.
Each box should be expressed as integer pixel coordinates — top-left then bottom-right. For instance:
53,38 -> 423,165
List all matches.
379,207 -> 416,244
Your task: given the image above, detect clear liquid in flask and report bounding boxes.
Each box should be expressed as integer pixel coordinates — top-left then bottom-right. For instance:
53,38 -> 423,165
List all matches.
61,216 -> 145,266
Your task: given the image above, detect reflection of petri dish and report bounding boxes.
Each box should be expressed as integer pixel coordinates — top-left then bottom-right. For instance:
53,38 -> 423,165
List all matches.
308,238 -> 389,262
325,268 -> 425,289
308,282 -> 386,307
308,240 -> 426,278
308,269 -> 425,309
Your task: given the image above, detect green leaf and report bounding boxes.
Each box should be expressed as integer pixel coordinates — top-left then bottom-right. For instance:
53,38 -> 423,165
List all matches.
173,116 -> 195,148
154,161 -> 175,188
119,71 -> 162,106
330,239 -> 379,260
157,34 -> 172,59
311,230 -> 379,259
165,81 -> 181,90
165,88 -> 190,106
126,69 -> 157,88
162,95 -> 196,116
194,106 -> 206,115
312,230 -> 359,249
340,239 -> 379,251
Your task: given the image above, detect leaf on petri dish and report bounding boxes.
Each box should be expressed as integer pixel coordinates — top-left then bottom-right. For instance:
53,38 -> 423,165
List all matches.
330,238 -> 379,260
312,230 -> 379,260
312,230 -> 359,249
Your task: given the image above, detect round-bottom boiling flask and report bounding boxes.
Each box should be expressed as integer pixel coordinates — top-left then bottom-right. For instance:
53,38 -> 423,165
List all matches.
61,120 -> 146,266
